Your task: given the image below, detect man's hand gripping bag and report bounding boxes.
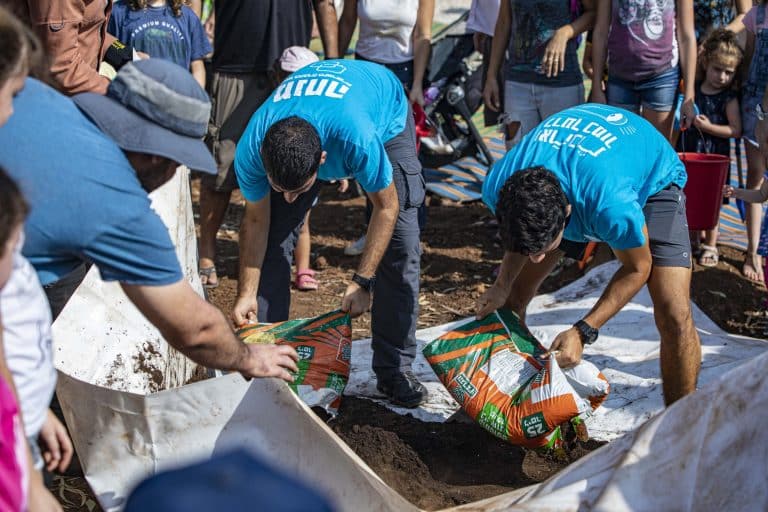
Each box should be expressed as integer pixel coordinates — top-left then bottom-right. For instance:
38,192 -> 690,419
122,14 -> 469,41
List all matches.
237,310 -> 352,416
423,309 -> 609,448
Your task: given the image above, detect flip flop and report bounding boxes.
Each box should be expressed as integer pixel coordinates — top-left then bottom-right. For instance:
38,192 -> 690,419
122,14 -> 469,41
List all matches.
294,269 -> 319,291
199,265 -> 219,289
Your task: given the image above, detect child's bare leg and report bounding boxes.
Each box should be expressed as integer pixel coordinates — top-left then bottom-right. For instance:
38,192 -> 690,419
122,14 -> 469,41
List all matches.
643,108 -> 674,141
744,143 -> 765,282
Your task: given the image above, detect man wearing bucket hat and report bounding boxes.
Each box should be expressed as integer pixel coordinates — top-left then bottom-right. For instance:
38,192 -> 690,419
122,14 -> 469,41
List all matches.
0,59 -> 299,382
233,59 -> 427,408
476,103 -> 701,406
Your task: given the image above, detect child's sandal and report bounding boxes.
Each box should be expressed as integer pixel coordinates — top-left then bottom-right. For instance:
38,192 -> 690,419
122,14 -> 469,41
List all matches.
697,244 -> 719,268
294,269 -> 319,291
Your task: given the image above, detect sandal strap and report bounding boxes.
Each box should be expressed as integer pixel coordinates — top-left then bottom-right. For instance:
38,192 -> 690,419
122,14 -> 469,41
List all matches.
199,266 -> 217,277
295,269 -> 316,278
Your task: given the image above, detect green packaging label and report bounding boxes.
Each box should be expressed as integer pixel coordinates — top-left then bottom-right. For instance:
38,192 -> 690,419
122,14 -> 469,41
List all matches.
478,403 -> 509,440
522,412 -> 549,439
451,373 -> 478,402
338,342 -> 351,363
326,373 -> 346,394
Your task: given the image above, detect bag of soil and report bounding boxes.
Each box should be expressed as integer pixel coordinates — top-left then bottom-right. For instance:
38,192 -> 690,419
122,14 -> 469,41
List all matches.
423,309 -> 609,448
237,310 -> 352,416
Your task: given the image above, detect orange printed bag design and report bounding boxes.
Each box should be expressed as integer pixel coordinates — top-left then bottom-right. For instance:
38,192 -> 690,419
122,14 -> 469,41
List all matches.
237,310 -> 352,415
423,309 -> 609,448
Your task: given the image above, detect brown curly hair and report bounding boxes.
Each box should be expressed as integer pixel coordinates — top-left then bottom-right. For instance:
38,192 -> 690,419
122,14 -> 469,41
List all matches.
699,28 -> 744,91
128,0 -> 186,17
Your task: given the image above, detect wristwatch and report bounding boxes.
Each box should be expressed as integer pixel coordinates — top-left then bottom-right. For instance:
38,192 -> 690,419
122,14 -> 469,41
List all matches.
573,320 -> 599,345
755,103 -> 767,121
351,272 -> 376,293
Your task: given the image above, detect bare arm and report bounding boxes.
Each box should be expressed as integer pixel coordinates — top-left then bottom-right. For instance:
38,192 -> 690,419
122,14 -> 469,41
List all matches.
338,0 -> 358,57
232,196 -> 271,326
483,0 -> 511,111
191,59 -> 206,89
583,235 -> 652,329
726,180 -> 768,203
360,183 -> 399,277
676,0 -> 697,130
543,0 -> 596,77
410,0 -> 435,105
725,0 -> 750,33
121,280 -> 299,380
589,0 -> 611,102
313,0 -> 340,58
695,97 -> 741,139
550,230 -> 652,368
475,250 -> 529,318
341,182 -> 399,317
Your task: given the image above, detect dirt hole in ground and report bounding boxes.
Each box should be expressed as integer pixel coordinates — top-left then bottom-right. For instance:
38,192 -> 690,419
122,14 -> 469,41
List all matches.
328,397 -> 605,510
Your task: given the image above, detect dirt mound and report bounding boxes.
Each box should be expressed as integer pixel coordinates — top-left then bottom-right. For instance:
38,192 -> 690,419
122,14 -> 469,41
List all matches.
331,397 -> 604,510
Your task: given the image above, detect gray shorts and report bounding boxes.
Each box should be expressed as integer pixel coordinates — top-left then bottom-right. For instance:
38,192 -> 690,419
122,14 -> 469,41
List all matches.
560,185 -> 691,268
201,71 -> 275,192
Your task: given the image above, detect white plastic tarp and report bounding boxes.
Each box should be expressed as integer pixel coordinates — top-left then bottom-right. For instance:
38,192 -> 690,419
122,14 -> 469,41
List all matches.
53,169 -> 768,510
348,260 -> 768,443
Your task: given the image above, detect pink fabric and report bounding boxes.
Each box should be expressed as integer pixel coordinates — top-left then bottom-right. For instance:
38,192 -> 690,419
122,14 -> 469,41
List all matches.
0,377 -> 26,512
278,46 -> 319,72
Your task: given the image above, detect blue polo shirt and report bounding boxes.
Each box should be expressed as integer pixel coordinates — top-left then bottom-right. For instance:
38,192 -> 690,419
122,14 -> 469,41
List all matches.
482,104 -> 687,250
235,60 -> 409,202
0,79 -> 182,286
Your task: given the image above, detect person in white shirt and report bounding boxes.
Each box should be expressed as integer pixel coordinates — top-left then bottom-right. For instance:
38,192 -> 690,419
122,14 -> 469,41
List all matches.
339,0 -> 434,255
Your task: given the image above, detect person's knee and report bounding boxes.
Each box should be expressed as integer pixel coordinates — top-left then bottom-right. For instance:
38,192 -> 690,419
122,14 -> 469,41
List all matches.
655,304 -> 694,340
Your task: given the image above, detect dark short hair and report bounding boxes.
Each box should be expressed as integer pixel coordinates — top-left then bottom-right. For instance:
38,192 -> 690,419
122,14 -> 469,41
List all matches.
0,166 -> 28,257
496,166 -> 569,255
260,116 -> 322,191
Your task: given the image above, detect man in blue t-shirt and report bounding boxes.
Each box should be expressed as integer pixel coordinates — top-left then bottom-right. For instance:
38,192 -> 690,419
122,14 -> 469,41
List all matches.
477,104 -> 701,405
234,59 -> 427,408
0,59 -> 298,383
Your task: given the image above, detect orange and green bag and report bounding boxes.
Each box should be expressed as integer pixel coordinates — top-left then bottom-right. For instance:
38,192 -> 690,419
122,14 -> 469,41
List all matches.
236,310 -> 352,416
423,309 -> 609,448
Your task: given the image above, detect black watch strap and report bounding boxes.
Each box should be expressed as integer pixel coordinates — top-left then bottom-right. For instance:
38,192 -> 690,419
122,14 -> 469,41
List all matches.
352,273 -> 375,292
104,40 -> 134,70
574,320 -> 599,345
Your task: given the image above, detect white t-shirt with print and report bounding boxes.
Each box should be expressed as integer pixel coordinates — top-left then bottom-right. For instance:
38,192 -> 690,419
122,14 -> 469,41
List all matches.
1,251 -> 56,437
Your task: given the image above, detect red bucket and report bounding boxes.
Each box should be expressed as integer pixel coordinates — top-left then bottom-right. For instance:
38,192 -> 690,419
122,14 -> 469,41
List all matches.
679,152 -> 730,231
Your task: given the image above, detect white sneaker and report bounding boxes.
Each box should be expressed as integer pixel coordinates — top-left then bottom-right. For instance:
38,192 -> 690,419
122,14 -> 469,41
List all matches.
420,132 -> 454,155
344,235 -> 366,256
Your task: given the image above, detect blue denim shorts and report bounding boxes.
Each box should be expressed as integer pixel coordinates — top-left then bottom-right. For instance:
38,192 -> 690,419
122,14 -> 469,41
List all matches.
607,66 -> 680,113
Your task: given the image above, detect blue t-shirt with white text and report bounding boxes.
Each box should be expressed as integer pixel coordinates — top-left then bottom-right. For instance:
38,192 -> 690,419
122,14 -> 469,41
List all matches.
235,60 -> 409,202
0,79 -> 183,287
482,104 -> 687,250
108,2 -> 212,70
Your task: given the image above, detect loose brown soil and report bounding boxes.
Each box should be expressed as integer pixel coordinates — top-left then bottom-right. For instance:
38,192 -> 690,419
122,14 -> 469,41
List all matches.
331,397 -> 604,510
54,180 -> 767,511
194,180 -> 768,509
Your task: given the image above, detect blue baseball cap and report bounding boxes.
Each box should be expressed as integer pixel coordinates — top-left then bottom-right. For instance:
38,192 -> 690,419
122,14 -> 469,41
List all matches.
72,59 -> 216,174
